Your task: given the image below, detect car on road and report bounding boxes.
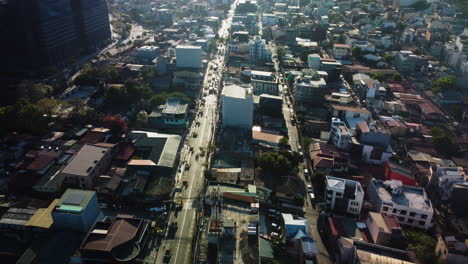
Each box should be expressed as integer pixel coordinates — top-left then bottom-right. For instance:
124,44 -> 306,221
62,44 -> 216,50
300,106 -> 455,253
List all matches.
306,184 -> 313,193
271,232 -> 279,237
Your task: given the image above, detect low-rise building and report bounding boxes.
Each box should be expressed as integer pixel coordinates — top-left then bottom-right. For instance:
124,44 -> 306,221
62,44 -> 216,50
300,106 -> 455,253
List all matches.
384,160 -> 418,187
282,213 -> 310,238
52,189 -> 101,232
149,98 -> 188,128
333,44 -> 351,59
60,144 -> 112,189
325,176 -> 364,216
251,70 -> 278,95
430,165 -> 467,202
79,215 -> 149,262
368,179 -> 434,229
366,212 -> 403,246
330,118 -> 351,150
293,75 -> 327,103
337,238 -> 414,264
309,142 -> 349,173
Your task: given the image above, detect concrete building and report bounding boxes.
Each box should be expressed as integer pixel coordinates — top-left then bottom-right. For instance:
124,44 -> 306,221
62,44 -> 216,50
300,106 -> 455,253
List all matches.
366,212 -> 403,246
52,189 -> 101,232
251,70 -> 278,95
0,0 -> 111,74
221,84 -> 253,129
355,121 -> 391,148
368,179 -> 434,229
175,45 -> 202,69
325,176 -> 364,216
333,44 -> 351,59
262,13 -> 277,25
79,215 -> 149,262
128,130 -> 181,173
330,118 -> 351,150
430,166 -> 467,202
149,98 -> 189,128
249,36 -> 272,62
384,160 -> 418,187
282,213 -> 310,238
60,144 -> 112,189
307,54 -> 321,69
395,50 -> 418,73
293,75 -> 327,103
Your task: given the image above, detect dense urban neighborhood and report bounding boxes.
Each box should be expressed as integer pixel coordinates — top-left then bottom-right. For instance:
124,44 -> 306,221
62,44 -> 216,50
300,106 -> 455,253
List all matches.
0,0 -> 468,263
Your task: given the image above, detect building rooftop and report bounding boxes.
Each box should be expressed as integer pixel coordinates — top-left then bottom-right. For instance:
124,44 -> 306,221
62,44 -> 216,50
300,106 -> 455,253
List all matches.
387,160 -> 414,179
332,104 -> 371,114
222,84 -> 251,99
61,144 -> 110,177
25,199 -> 58,229
162,98 -> 188,115
326,176 -> 363,197
55,189 -> 95,213
371,179 -> 432,211
129,130 -> 181,168
80,215 -> 145,255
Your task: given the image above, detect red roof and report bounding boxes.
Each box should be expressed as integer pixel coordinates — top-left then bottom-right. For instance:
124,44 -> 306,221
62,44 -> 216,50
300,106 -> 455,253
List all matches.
223,192 -> 256,203
382,215 -> 401,230
26,154 -> 55,171
115,143 -> 136,161
80,131 -> 106,144
81,216 -> 142,252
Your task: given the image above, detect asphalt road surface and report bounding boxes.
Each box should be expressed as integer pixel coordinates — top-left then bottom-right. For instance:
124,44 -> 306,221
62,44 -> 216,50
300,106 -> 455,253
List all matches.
154,1 -> 239,263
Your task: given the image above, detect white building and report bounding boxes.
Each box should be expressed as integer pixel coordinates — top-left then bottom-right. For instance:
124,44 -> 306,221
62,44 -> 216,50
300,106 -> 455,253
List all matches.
333,44 -> 351,59
175,45 -> 202,69
221,84 -> 253,129
251,70 -> 278,95
430,166 -> 467,201
282,213 -> 310,238
262,13 -> 277,25
307,54 -> 321,69
249,36 -> 272,62
294,75 -> 327,102
368,179 -> 434,229
329,118 -> 351,150
325,176 -> 364,215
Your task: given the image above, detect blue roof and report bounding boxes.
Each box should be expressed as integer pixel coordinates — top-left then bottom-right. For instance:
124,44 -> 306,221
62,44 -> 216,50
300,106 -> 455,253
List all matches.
301,237 -> 319,255
293,229 -> 307,240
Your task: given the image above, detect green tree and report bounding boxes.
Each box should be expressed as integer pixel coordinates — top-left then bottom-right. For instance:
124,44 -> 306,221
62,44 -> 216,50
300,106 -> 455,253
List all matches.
36,98 -> 62,117
17,81 -> 53,103
391,73 -> 402,82
0,106 -> 15,135
279,137 -> 289,148
133,111 -> 149,128
430,127 -> 459,157
149,94 -> 167,108
384,54 -> 395,63
432,75 -> 456,94
404,230 -> 437,263
15,103 -> 48,135
258,152 -> 293,176
370,72 -> 385,82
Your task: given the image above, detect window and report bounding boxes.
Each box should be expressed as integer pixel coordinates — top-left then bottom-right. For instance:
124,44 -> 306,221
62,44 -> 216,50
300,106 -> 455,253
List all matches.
421,214 -> 427,219
400,210 -> 407,215
409,212 -> 416,217
392,208 -> 397,214
419,221 -> 426,226
383,207 -> 389,212
408,219 -> 414,224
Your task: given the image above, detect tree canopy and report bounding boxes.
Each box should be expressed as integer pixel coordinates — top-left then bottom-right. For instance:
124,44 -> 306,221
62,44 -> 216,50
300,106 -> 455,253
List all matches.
431,75 -> 456,94
430,127 -> 459,157
404,230 -> 437,263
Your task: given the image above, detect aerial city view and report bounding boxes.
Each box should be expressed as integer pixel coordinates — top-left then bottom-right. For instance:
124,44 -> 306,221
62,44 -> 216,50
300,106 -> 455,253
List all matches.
1,0 -> 468,263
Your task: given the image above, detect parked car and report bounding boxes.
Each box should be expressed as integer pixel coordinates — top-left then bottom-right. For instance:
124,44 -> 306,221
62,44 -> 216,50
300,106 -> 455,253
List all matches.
306,184 -> 313,193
